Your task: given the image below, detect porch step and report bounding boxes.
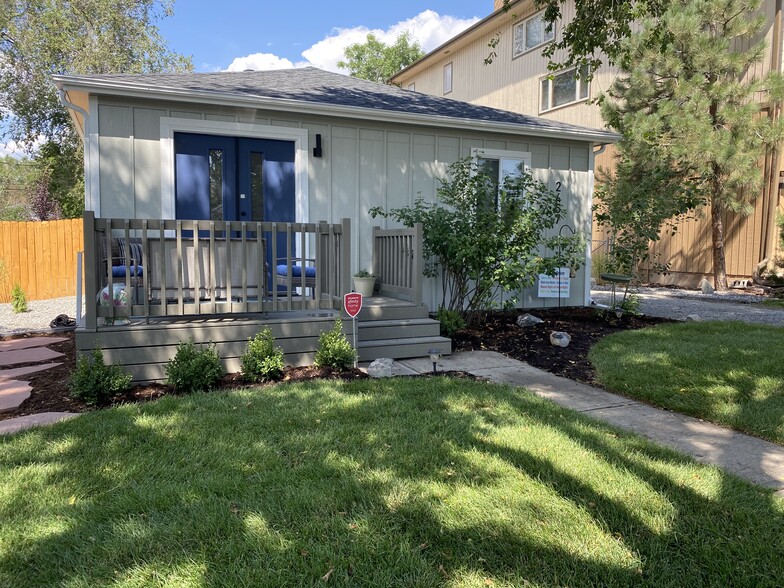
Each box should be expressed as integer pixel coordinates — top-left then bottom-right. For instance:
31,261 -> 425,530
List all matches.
357,335 -> 452,362
357,301 -> 430,321
357,317 -> 441,341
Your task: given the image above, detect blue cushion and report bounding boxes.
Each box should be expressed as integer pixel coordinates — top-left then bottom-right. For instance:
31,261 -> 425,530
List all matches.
112,265 -> 143,277
276,264 -> 316,278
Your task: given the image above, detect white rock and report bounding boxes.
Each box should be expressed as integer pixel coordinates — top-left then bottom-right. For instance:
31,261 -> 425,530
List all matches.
368,357 -> 394,378
550,331 -> 571,347
686,314 -> 702,322
516,314 -> 544,327
699,278 -> 715,294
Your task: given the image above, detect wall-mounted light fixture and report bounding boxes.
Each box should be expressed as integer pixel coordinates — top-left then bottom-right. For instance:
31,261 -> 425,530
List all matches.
313,133 -> 323,158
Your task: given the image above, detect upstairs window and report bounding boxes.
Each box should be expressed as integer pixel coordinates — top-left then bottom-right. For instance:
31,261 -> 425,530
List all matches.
408,82 -> 416,91
540,66 -> 589,112
443,62 -> 453,95
513,12 -> 554,57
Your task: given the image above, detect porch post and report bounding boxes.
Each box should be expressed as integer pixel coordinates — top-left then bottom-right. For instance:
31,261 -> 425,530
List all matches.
412,222 -> 423,306
340,217 -> 351,297
82,210 -> 98,331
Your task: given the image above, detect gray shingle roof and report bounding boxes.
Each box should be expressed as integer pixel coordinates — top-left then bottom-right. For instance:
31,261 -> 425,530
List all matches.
57,67 -> 617,142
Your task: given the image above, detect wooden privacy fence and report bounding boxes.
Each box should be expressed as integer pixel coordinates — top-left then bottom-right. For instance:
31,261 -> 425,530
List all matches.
0,219 -> 84,301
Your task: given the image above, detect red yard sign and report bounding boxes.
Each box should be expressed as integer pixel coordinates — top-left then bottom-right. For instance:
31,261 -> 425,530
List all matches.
344,292 -> 363,318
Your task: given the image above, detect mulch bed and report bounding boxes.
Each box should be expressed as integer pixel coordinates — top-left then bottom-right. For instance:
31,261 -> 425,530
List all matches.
1,306 -> 671,419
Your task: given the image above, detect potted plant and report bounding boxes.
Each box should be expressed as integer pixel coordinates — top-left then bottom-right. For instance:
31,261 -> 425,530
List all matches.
352,269 -> 377,297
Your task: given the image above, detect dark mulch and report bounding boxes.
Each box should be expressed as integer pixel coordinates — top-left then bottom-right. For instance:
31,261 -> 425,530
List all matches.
1,306 -> 670,419
452,307 -> 672,386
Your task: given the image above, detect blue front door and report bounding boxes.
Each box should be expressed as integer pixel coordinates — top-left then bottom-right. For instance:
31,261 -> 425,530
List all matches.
174,133 -> 295,224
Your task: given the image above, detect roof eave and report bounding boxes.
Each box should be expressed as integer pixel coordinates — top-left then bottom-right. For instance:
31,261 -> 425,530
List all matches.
52,75 -> 619,144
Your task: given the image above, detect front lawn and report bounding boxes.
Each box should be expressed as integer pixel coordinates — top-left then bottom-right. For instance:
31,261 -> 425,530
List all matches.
590,321 -> 784,444
2,377 -> 783,587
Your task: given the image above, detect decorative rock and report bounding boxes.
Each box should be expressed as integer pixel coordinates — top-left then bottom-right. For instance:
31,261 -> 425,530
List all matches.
368,357 -> 394,378
516,314 -> 544,328
549,331 -> 571,347
686,314 -> 703,322
699,277 -> 715,294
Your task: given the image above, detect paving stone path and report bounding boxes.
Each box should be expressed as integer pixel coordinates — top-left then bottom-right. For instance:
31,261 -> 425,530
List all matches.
0,337 -> 77,434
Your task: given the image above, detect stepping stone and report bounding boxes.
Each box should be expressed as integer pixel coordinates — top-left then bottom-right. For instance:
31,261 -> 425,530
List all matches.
0,347 -> 64,368
0,380 -> 32,411
0,337 -> 68,352
0,412 -> 78,435
0,363 -> 62,381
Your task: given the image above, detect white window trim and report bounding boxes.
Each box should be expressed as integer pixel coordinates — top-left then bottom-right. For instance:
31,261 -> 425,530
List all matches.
513,11 -> 555,58
443,62 -> 453,95
539,66 -> 590,113
408,82 -> 416,91
472,148 -> 532,174
159,117 -> 309,223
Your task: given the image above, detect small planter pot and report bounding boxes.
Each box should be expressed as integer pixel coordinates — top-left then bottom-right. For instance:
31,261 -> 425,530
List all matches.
352,276 -> 376,297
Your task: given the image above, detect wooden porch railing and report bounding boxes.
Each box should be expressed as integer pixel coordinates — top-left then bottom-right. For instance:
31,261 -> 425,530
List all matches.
82,212 -> 351,330
372,223 -> 423,305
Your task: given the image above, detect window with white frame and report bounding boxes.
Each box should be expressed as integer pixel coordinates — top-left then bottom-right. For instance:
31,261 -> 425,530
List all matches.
408,82 -> 416,91
540,66 -> 589,112
443,62 -> 453,95
472,148 -> 531,208
513,12 -> 555,57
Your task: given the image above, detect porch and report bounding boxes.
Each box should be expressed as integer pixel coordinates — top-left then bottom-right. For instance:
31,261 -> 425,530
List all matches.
78,213 -> 450,382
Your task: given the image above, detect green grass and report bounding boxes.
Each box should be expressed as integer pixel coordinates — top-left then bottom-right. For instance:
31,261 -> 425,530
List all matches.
760,299 -> 784,309
590,321 -> 784,444
2,377 -> 783,587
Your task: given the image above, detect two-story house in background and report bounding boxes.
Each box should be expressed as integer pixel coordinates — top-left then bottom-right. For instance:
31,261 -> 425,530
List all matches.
392,0 -> 784,288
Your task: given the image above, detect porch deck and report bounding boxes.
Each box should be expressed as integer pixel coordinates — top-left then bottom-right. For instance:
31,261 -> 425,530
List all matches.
78,214 -> 450,381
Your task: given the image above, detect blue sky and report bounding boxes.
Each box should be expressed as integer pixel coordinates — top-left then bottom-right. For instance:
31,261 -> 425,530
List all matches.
157,1 -> 488,72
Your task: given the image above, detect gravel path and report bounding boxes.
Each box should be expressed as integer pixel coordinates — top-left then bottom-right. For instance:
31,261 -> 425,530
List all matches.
0,296 -> 82,335
591,285 -> 784,326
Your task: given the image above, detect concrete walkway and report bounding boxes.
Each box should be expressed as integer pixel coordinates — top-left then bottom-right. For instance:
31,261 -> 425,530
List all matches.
388,351 -> 784,495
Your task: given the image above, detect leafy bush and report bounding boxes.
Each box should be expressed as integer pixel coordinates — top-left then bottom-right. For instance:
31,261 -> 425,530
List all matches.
371,157 -> 584,322
314,319 -> 357,371
436,307 -> 466,337
165,340 -> 224,394
240,328 -> 285,382
10,283 -> 27,313
353,268 -> 376,278
69,347 -> 132,405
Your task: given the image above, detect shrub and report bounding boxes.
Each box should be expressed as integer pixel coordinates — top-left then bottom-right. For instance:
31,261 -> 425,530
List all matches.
240,328 -> 285,382
314,319 -> 357,371
165,340 -> 224,394
436,307 -> 466,337
69,347 -> 132,405
10,283 -> 27,313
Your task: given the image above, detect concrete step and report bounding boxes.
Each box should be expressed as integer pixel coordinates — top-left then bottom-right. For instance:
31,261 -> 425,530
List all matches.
357,335 -> 452,362
358,318 -> 441,341
357,303 -> 430,321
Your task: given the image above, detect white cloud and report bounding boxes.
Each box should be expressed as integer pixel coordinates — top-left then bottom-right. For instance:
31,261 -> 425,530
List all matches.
225,53 -> 295,72
224,10 -> 479,73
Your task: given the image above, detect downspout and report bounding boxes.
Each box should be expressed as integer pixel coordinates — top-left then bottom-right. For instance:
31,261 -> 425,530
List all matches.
57,89 -> 88,138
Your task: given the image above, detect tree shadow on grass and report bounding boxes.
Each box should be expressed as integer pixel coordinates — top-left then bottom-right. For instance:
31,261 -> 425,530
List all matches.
1,377 -> 783,586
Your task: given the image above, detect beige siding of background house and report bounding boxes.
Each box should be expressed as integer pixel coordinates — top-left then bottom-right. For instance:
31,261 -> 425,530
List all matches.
92,96 -> 595,308
397,0 -> 784,287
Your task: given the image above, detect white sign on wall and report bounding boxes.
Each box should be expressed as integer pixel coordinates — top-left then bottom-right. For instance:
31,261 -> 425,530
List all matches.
537,268 -> 571,298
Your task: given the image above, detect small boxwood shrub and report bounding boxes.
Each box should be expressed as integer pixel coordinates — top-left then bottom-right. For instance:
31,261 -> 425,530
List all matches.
10,283 -> 27,314
240,327 -> 285,382
436,307 -> 466,337
69,347 -> 132,405
314,319 -> 356,371
165,340 -> 224,394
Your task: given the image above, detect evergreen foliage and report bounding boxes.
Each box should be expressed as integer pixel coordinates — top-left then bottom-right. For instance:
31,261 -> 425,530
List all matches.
69,347 -> 132,405
10,283 -> 27,313
338,32 -> 424,83
165,340 -> 224,394
314,320 -> 357,371
240,328 -> 285,383
598,0 -> 784,287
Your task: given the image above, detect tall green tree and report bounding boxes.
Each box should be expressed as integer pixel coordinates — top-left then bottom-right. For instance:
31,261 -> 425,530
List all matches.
338,32 -> 424,84
0,0 -> 191,217
599,0 -> 784,289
